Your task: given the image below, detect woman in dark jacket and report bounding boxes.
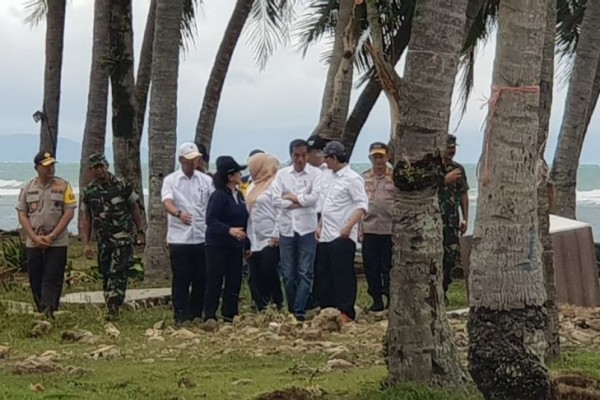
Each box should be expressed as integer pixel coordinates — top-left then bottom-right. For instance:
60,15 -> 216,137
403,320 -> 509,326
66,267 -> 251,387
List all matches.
203,156 -> 249,322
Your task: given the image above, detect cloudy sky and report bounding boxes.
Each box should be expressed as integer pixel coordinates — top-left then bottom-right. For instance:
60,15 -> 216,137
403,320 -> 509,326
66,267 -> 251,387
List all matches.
0,0 -> 599,164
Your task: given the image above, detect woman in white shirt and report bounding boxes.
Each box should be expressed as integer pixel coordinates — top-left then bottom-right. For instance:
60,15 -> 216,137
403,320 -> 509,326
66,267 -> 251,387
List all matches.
245,153 -> 284,311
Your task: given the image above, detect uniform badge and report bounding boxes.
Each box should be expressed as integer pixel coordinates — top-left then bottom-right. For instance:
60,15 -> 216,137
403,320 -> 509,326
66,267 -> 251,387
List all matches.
31,202 -> 38,211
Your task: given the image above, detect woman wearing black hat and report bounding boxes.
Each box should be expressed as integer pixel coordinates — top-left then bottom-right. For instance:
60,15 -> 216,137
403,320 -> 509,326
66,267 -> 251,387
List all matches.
203,156 -> 249,322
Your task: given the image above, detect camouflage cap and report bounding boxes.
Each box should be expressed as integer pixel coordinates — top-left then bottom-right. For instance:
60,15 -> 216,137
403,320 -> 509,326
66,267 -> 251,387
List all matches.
89,153 -> 108,167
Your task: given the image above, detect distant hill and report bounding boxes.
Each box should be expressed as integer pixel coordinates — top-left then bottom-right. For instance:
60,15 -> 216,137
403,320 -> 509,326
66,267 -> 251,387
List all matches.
0,134 -> 148,163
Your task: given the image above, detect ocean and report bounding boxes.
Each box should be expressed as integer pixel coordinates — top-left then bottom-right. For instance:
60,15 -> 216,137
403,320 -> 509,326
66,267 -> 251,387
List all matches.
1,162 -> 600,241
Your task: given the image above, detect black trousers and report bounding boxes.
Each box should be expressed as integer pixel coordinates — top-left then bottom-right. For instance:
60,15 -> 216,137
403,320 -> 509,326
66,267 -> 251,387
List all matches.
247,246 -> 283,311
361,233 -> 392,300
169,244 -> 206,323
315,238 -> 357,319
204,245 -> 243,322
26,246 -> 67,313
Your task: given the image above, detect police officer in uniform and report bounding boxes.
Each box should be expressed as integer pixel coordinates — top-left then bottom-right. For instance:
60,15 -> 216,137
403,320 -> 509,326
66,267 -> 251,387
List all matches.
16,151 -> 77,318
80,154 -> 145,321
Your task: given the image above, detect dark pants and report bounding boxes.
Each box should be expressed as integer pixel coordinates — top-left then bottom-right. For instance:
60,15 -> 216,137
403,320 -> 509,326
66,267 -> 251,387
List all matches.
315,238 -> 357,319
248,246 -> 283,311
442,225 -> 461,294
361,233 -> 392,301
98,241 -> 134,310
204,245 -> 243,322
26,246 -> 67,313
169,243 -> 206,323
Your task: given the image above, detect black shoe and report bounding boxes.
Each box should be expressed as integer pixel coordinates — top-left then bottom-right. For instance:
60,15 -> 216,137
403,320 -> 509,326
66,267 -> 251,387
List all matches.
106,306 -> 120,322
369,297 -> 385,312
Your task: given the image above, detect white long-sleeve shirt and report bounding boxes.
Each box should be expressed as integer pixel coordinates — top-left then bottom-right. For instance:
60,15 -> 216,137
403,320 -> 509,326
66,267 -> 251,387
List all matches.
272,164 -> 322,237
161,169 -> 214,244
247,184 -> 279,252
320,165 -> 369,243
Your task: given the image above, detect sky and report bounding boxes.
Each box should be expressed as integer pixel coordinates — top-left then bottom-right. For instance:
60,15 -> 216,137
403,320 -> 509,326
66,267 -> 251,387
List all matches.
0,0 -> 599,165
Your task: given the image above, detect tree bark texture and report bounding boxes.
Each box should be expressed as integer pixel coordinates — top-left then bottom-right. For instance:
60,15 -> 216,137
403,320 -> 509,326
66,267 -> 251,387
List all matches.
467,0 -> 550,398
312,0 -> 358,141
145,0 -> 184,282
367,0 -> 469,387
551,0 -> 600,219
538,0 -> 560,363
39,0 -> 66,155
135,0 -> 156,142
194,0 -> 253,152
110,0 -> 145,220
78,0 -> 111,234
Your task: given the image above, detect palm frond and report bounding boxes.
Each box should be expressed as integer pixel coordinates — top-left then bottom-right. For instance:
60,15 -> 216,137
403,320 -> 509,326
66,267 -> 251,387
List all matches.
180,0 -> 202,52
244,0 -> 297,70
293,0 -> 337,57
555,0 -> 586,88
455,0 -> 498,119
23,0 -> 48,28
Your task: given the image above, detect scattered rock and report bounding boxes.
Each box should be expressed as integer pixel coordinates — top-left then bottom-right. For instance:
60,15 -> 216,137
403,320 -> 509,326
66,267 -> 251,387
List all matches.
29,383 -> 44,392
28,320 -> 52,338
61,330 -> 94,342
141,358 -> 155,364
255,387 -> 325,400
312,308 -> 342,333
200,319 -> 219,333
302,329 -> 323,341
153,320 -> 166,330
104,323 -> 120,339
0,345 -> 9,360
232,378 -> 254,386
90,345 -> 121,360
326,359 -> 354,370
268,322 -> 281,333
288,362 -> 317,376
178,376 -> 196,389
12,357 -> 63,375
148,336 -> 165,343
170,328 -> 199,340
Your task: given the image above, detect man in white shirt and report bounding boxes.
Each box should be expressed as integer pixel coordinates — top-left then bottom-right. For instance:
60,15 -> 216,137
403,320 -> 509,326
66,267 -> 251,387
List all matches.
316,141 -> 368,322
162,142 -> 214,325
272,139 -> 322,321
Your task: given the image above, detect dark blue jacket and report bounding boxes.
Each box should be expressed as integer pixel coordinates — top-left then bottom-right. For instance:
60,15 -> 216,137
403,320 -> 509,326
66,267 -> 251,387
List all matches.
205,187 -> 249,248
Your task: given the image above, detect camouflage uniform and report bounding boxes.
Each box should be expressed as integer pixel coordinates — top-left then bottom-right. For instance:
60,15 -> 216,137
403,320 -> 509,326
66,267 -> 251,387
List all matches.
81,154 -> 139,312
439,160 -> 469,294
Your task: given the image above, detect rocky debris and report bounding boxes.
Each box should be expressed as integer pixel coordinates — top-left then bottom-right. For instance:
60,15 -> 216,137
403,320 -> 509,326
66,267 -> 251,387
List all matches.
199,319 -> 219,333
232,378 -> 254,386
29,383 -> 45,393
60,329 -> 101,345
326,359 -> 354,370
178,376 -> 196,389
169,328 -> 199,340
551,373 -> 600,399
28,320 -> 52,338
0,345 -> 9,360
311,308 -> 343,333
288,362 -> 318,376
255,387 -> 326,400
302,329 -> 323,341
10,351 -> 85,376
104,323 -> 120,339
89,345 -> 121,360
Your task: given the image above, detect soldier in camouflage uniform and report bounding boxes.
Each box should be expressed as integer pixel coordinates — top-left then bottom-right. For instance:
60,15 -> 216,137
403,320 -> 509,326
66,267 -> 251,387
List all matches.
80,154 -> 145,320
439,134 -> 469,297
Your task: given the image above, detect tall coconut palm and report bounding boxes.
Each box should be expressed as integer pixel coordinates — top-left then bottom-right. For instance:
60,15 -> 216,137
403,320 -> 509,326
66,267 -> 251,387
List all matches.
551,0 -> 600,219
539,0 -> 560,362
366,0 -> 468,386
467,0 -> 550,398
134,0 -> 156,141
26,0 -> 66,154
144,0 -> 185,282
194,0 -> 254,150
78,0 -> 112,234
110,0 -> 144,216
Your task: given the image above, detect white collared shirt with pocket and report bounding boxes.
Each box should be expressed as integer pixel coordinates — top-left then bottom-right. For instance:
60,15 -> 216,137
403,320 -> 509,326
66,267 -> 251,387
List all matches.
247,184 -> 279,252
272,164 -> 322,237
161,169 -> 214,244
320,165 -> 369,243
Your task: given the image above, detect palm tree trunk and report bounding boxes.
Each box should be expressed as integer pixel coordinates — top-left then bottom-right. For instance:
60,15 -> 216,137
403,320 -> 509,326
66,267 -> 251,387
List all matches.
110,0 -> 145,223
343,10 -> 413,159
312,0 -> 358,140
135,0 -> 156,140
78,0 -> 111,235
367,0 -> 468,387
467,0 -> 550,398
194,0 -> 253,152
145,0 -> 184,282
538,0 -> 560,363
39,0 -> 66,154
550,0 -> 600,219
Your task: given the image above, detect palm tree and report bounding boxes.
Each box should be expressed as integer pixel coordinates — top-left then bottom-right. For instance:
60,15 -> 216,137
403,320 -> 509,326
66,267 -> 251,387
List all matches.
366,0 -> 468,387
467,0 -> 551,398
78,0 -> 111,232
134,0 -> 156,143
538,0 -> 560,362
25,0 -> 66,154
194,0 -> 254,150
551,0 -> 600,219
144,0 -> 185,282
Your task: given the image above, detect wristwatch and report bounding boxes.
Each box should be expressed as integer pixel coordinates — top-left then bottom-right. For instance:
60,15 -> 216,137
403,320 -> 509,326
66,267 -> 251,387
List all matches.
50,233 -> 57,241
175,210 -> 182,218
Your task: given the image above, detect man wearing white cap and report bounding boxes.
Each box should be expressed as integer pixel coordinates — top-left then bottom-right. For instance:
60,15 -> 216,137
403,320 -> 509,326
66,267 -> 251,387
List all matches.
162,142 -> 214,325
